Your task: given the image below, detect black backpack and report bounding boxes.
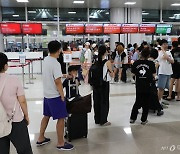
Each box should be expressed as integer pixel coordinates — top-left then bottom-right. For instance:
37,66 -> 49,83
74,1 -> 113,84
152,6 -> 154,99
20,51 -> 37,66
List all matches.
88,59 -> 108,87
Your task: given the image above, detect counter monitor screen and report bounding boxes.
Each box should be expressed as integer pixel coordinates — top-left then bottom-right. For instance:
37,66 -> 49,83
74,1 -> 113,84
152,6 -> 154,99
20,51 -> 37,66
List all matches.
139,24 -> 156,34
0,23 -> 21,34
85,24 -> 103,34
121,24 -> 139,33
103,24 -> 121,34
156,24 -> 172,34
22,23 -> 42,35
66,24 -> 84,34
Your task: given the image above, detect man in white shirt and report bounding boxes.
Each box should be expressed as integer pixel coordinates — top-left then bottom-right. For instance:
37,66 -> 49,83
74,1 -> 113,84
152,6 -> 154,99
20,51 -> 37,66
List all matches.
157,39 -> 174,107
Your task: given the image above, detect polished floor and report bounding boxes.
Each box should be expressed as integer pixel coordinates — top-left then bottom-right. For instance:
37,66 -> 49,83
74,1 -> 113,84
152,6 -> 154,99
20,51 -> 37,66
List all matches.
9,75 -> 180,154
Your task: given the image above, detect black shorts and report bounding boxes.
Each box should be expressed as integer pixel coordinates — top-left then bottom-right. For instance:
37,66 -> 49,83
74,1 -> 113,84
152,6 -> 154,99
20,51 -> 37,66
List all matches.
171,73 -> 180,79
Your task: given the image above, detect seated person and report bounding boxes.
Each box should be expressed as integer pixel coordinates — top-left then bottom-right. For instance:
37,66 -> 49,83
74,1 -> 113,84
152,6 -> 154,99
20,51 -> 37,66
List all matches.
63,66 -> 80,99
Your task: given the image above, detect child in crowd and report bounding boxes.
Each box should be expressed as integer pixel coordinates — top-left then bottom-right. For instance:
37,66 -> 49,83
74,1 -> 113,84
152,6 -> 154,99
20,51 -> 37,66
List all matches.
63,66 -> 80,99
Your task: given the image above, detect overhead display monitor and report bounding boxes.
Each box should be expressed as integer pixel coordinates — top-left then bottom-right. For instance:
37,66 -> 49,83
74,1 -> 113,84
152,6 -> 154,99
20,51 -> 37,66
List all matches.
156,24 -> 172,34
66,24 -> 84,34
0,23 -> 21,34
121,24 -> 139,33
139,24 -> 156,34
85,24 -> 103,34
22,23 -> 42,35
103,24 -> 121,34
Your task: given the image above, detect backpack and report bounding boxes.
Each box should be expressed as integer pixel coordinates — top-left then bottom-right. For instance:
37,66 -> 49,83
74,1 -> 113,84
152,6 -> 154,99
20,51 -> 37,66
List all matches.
88,59 -> 108,87
80,48 -> 86,63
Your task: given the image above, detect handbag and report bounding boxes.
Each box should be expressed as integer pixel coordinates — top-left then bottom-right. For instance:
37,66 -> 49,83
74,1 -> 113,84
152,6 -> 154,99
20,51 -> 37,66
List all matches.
66,79 -> 92,114
0,77 -> 17,138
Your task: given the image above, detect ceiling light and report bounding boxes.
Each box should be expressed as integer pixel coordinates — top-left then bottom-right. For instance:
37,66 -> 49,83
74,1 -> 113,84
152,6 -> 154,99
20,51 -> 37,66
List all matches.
13,15 -> 20,17
16,0 -> 29,2
124,2 -> 136,5
68,12 -> 76,14
28,11 -> 36,13
73,1 -> 84,4
142,13 -> 149,15
106,12 -> 109,15
171,3 -> 180,6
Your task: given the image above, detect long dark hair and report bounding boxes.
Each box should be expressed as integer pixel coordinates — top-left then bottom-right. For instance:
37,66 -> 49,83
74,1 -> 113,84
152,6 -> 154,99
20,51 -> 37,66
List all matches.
98,45 -> 107,63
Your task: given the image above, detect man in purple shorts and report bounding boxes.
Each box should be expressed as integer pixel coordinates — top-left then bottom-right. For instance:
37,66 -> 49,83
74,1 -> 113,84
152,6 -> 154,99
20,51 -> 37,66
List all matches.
36,41 -> 74,151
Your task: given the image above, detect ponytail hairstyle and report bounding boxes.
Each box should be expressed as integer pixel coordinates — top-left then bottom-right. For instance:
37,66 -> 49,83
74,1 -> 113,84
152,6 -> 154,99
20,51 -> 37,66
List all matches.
98,45 -> 107,63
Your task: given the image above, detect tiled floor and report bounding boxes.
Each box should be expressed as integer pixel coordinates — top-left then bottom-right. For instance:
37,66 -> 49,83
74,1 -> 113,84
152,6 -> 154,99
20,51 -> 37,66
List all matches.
10,75 -> 180,154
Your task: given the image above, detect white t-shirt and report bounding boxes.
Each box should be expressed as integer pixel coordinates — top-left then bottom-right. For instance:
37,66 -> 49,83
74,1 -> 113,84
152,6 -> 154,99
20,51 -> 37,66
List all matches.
103,61 -> 111,82
123,49 -> 129,64
84,49 -> 92,64
158,50 -> 173,75
43,56 -> 63,98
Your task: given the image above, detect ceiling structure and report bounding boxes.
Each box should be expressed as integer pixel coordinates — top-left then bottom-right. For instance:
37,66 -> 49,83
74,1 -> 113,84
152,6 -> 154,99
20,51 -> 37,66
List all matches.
0,0 -> 180,10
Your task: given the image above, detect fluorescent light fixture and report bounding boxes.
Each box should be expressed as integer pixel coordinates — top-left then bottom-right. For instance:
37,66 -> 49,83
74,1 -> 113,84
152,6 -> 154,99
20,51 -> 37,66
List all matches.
54,15 -> 58,17
28,11 -> 36,13
124,2 -> 136,5
13,15 -> 20,17
16,0 -> 29,2
142,12 -> 149,15
106,12 -> 109,15
73,1 -> 84,4
171,3 -> 180,6
68,12 -> 76,14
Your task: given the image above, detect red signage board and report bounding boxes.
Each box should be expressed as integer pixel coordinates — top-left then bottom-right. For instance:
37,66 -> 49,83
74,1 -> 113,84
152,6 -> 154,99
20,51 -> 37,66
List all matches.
85,24 -> 103,34
22,23 -> 42,35
103,24 -> 121,34
66,24 -> 84,34
139,24 -> 156,34
0,23 -> 21,34
121,24 -> 139,33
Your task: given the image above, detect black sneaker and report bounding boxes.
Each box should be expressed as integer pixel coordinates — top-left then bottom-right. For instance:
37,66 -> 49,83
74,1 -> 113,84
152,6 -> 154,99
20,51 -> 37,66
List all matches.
157,111 -> 164,116
141,120 -> 148,125
36,138 -> 51,146
130,119 -> 135,124
57,142 -> 74,151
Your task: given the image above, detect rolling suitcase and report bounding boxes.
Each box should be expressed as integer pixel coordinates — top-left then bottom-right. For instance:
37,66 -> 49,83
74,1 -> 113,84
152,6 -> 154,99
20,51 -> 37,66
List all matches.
65,79 -> 89,142
65,113 -> 88,142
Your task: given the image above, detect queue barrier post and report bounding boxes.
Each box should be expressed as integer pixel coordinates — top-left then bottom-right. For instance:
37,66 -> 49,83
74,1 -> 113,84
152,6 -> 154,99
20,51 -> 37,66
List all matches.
22,65 -> 28,89
26,61 -> 34,84
40,57 -> 43,74
30,60 -> 36,80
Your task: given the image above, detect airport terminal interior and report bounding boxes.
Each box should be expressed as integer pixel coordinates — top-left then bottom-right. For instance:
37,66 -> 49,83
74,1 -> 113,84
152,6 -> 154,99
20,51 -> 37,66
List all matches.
0,0 -> 180,154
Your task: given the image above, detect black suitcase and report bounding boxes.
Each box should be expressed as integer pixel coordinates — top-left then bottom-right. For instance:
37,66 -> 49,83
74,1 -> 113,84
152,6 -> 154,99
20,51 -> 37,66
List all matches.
65,113 -> 88,142
65,79 -> 88,142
